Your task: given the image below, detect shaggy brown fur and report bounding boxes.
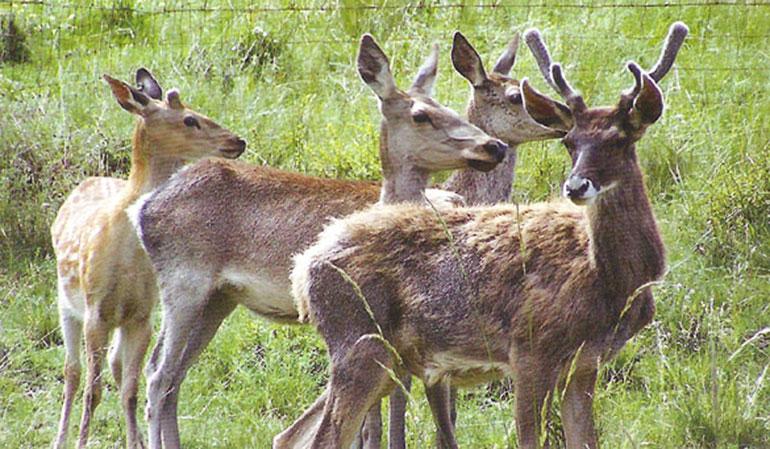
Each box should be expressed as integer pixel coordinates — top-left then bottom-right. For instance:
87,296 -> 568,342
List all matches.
285,22 -> 687,448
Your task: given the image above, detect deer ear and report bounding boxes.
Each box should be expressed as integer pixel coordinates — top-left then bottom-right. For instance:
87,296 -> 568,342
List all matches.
410,43 -> 439,96
629,73 -> 664,128
451,32 -> 487,87
136,68 -> 162,100
357,34 -> 397,100
104,74 -> 153,116
492,33 -> 520,75
521,79 -> 573,132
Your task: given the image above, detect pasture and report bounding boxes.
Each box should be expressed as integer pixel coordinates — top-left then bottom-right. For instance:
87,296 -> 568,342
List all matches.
1,1 -> 768,447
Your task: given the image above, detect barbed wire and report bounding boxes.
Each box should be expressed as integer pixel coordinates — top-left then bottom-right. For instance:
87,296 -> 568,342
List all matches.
2,0 -> 770,14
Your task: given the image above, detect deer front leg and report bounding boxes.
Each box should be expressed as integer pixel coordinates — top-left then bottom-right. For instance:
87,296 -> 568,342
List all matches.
159,294 -> 237,449
511,354 -> 557,449
117,322 -> 152,449
388,374 -> 411,449
425,379 -> 458,449
561,367 -> 598,449
77,313 -> 110,449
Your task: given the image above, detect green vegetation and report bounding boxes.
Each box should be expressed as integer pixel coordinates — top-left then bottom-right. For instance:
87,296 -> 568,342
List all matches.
1,1 -> 768,448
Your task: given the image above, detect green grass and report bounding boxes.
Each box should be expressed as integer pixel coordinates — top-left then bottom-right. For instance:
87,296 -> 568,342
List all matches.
1,0 -> 769,448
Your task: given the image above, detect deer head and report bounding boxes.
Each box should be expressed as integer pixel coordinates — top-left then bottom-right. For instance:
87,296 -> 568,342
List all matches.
357,34 -> 508,174
451,31 -> 567,145
521,22 -> 688,205
103,69 -> 246,161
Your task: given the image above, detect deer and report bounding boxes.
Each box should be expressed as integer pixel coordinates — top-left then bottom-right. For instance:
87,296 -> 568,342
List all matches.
132,34 -> 512,449
283,21 -> 688,449
50,69 -> 246,449
383,30 -> 568,449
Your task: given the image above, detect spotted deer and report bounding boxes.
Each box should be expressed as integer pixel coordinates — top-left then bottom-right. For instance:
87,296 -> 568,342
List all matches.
51,69 -> 246,449
284,22 -> 687,449
133,34 -> 510,449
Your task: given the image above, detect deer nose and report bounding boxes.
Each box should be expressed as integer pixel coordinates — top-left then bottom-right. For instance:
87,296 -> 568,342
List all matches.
235,138 -> 246,151
563,176 -> 593,201
483,140 -> 508,163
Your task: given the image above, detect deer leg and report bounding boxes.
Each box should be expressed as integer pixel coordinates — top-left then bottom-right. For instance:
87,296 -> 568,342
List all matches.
159,293 -> 237,449
116,321 -> 152,449
425,379 -> 458,449
449,386 -> 457,427
54,312 -> 82,449
77,313 -> 110,449
511,355 -> 556,449
274,388 -> 330,449
360,404 -> 382,449
145,284 -> 211,449
561,367 -> 598,449
388,374 -> 411,449
309,335 -> 396,448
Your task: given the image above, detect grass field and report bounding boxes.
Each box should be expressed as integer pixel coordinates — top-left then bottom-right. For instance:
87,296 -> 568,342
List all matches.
1,0 -> 769,448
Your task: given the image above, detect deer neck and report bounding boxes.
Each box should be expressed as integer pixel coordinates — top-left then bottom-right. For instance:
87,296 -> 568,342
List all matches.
124,123 -> 185,202
441,101 -> 518,205
378,122 -> 431,204
586,154 -> 666,302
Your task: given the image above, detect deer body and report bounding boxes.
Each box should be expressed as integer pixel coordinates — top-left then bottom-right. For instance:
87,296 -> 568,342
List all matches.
286,23 -> 687,448
51,69 -> 245,449
137,35 -> 508,449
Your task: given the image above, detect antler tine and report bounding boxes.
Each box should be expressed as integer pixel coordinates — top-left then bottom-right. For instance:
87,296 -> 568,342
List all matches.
619,62 -> 644,111
524,28 -> 558,91
551,63 -> 586,112
648,21 -> 689,82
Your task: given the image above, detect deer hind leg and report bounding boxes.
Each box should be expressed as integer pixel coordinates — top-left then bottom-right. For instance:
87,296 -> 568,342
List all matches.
158,293 -> 237,449
286,334 -> 395,449
113,322 -> 152,449
511,354 -> 557,449
359,404 -> 382,449
425,379 -> 458,449
561,366 -> 598,449
77,312 -> 111,449
274,389 -> 330,449
54,311 -> 82,449
387,374 -> 411,449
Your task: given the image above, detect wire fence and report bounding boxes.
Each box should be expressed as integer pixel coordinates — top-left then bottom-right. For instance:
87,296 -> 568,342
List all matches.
1,0 -> 769,95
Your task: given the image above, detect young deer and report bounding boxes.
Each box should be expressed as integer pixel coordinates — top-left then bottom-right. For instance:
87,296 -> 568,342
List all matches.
384,30 -> 565,449
51,69 -> 245,449
134,35 -> 507,449
285,22 -> 687,449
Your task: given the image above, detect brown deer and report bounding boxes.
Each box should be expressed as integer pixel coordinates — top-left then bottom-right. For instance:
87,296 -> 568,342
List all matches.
284,22 -> 687,449
134,34 -> 509,449
51,69 -> 245,449
383,30 -> 566,449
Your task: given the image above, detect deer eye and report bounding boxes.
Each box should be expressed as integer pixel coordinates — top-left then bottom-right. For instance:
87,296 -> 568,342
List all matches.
184,116 -> 200,129
412,111 -> 431,124
507,92 -> 522,104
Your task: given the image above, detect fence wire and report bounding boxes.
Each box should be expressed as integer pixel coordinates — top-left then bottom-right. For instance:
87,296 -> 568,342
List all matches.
1,0 -> 769,95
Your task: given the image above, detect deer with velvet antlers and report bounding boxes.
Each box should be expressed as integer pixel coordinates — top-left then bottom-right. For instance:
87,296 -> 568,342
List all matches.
283,22 -> 687,449
51,70 -> 245,449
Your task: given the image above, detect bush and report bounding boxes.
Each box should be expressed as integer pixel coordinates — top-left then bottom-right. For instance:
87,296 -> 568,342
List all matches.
0,15 -> 30,64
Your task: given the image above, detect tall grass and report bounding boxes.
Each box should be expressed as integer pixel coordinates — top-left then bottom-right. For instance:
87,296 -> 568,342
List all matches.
1,1 -> 768,448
